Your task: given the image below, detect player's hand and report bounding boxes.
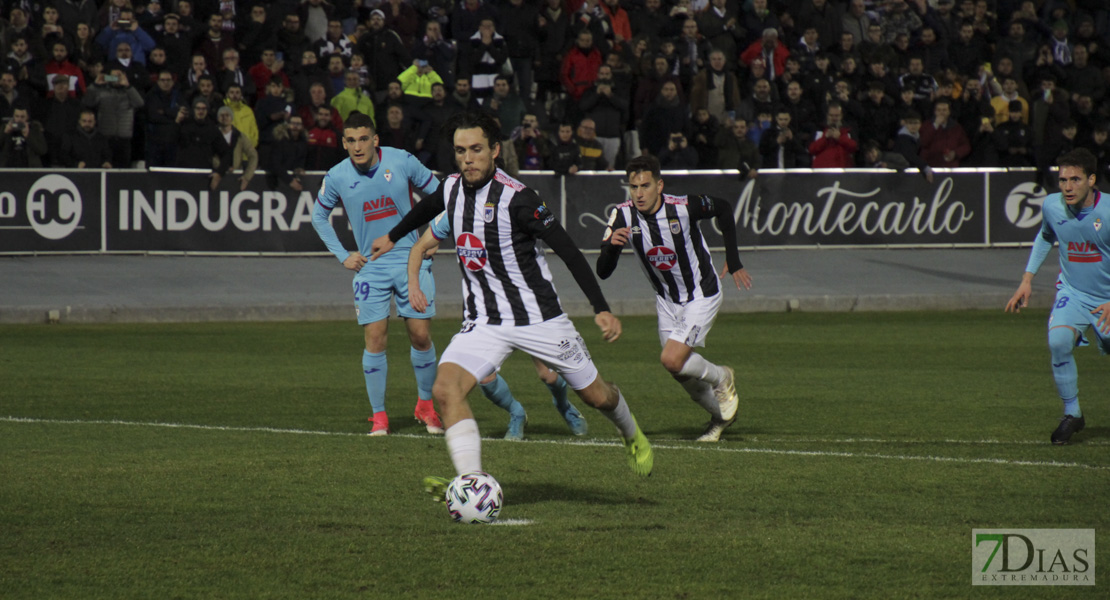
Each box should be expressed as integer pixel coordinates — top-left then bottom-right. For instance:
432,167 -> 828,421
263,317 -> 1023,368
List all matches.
595,311 -> 621,342
1091,302 -> 1110,334
369,235 -> 394,261
722,266 -> 752,290
409,284 -> 428,313
1005,281 -> 1033,313
343,252 -> 368,272
608,226 -> 630,247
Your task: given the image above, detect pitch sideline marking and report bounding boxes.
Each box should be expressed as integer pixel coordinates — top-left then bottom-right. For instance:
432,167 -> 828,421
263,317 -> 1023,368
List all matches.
3,416 -> 1107,472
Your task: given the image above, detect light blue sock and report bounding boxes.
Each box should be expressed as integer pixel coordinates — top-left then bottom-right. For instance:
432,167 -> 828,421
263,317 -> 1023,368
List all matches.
363,350 -> 387,414
410,343 -> 437,401
1048,327 -> 1081,417
481,375 -> 524,417
547,375 -> 570,412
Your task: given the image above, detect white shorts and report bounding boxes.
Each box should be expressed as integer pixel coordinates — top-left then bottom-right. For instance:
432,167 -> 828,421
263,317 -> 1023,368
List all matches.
440,314 -> 600,390
656,292 -> 722,348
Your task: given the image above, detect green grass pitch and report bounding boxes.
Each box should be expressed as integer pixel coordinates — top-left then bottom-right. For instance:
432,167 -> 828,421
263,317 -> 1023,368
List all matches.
1,311 -> 1106,599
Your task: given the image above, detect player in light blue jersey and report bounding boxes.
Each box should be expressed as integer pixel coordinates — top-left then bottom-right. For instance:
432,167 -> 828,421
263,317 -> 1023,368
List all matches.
312,111 -> 445,436
1006,148 -> 1110,444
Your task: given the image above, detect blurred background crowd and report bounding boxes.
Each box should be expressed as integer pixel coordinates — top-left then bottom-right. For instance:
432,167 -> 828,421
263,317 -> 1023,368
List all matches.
1,0 -> 1108,189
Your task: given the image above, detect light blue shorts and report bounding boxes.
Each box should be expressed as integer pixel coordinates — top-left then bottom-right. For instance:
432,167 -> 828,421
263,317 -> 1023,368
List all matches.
353,257 -> 435,324
1048,289 -> 1110,354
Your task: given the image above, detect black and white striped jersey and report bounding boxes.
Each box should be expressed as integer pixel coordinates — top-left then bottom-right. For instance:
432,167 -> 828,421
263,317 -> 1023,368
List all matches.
600,193 -> 739,304
431,169 -> 567,326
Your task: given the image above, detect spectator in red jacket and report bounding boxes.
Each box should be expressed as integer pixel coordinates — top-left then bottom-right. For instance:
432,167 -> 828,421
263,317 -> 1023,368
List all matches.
808,100 -> 857,167
740,28 -> 790,81
560,29 -> 602,102
919,98 -> 971,168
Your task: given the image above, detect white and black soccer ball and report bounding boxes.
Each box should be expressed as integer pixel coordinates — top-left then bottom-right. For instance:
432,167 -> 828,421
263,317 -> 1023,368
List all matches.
445,471 -> 503,524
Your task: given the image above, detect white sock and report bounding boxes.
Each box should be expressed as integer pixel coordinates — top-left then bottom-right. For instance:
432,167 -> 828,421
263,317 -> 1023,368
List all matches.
680,378 -> 721,419
445,419 -> 482,475
598,389 -> 638,438
678,352 -> 724,387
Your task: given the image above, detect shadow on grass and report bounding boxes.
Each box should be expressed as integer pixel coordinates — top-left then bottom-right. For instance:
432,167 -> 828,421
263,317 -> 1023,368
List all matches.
508,481 -> 659,507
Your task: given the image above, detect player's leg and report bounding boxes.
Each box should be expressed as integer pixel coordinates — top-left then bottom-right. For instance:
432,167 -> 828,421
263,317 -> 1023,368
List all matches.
516,316 -> 651,475
1046,293 -> 1088,444
531,356 -> 587,436
362,318 -> 391,435
657,294 -> 737,441
397,259 -> 443,434
478,371 -> 528,440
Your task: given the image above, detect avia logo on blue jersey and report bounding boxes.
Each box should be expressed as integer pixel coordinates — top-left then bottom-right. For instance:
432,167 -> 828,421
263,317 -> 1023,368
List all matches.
1067,241 -> 1102,263
363,195 -> 398,222
646,246 -> 677,271
456,233 -> 488,270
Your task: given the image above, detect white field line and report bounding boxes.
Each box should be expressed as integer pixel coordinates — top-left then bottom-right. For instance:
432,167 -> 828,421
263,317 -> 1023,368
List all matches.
3,416 -> 1107,472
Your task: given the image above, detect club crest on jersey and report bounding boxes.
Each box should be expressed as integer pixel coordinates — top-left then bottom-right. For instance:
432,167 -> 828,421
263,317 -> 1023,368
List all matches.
1095,218 -> 1102,232
646,246 -> 678,271
456,232 -> 488,271
383,169 -> 392,182
483,201 -> 497,222
669,219 -> 681,235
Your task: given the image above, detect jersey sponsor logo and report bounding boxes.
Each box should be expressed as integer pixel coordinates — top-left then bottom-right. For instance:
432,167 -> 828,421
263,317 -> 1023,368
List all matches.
363,195 -> 398,221
483,201 -> 496,223
630,225 -> 641,235
669,218 -> 681,235
1066,241 -> 1102,263
534,204 -> 554,226
646,246 -> 677,270
456,232 -> 488,270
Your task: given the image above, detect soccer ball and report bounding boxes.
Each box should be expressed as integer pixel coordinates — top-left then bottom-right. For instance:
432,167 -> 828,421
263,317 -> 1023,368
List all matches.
445,471 -> 503,524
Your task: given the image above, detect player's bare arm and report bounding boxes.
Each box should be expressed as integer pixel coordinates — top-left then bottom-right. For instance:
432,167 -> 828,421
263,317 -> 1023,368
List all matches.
720,265 -> 753,290
369,235 -> 394,261
343,251 -> 368,272
594,311 -> 622,342
406,230 -> 440,313
1004,272 -> 1035,313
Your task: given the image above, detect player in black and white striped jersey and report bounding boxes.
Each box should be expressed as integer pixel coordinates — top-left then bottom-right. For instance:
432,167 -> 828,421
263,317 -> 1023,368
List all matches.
597,154 -> 752,442
370,111 -> 654,492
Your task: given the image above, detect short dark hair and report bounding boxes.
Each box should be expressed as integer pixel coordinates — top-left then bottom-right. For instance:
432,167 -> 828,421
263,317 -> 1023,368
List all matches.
1058,148 -> 1097,177
344,110 -> 376,133
444,111 -> 501,149
626,154 -> 662,181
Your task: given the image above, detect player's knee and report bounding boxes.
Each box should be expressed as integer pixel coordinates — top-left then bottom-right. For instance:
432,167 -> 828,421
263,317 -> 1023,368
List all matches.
1048,326 -> 1077,357
660,353 -> 684,375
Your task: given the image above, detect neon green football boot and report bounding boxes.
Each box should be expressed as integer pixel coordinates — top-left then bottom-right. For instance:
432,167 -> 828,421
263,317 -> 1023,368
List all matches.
623,421 -> 653,477
423,475 -> 450,503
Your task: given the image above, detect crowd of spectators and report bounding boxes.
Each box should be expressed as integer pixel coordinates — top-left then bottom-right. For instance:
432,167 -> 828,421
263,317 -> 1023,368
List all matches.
2,0 -> 1110,186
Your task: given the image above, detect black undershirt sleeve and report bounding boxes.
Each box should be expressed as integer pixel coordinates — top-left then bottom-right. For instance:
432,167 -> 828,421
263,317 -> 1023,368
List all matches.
387,186 -> 446,242
699,195 -> 743,273
537,225 -> 612,314
596,209 -> 628,280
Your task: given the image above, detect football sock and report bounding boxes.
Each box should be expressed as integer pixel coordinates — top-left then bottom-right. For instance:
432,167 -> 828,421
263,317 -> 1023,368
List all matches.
480,374 -> 524,417
445,418 -> 482,475
1063,396 -> 1082,418
680,378 -> 722,419
598,388 -> 638,439
362,350 -> 387,414
410,344 -> 437,401
677,352 -> 724,387
547,374 -> 571,413
1048,327 -> 1079,414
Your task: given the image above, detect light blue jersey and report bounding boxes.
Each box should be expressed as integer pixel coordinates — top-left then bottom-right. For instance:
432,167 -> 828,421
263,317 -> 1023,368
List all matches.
313,146 -> 439,264
1026,190 -> 1110,305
